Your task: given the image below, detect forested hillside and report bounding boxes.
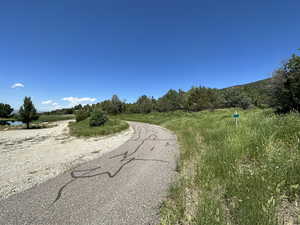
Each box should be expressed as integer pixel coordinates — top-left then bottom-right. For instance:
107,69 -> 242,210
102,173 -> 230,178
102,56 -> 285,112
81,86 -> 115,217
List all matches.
224,78 -> 272,107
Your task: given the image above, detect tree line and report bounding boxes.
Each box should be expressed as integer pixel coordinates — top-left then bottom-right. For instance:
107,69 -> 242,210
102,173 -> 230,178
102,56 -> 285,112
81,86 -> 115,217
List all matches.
1,51 -> 299,124
72,52 -> 300,114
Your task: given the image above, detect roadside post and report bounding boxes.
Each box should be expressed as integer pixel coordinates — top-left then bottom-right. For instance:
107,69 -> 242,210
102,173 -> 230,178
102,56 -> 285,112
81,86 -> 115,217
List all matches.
232,111 -> 240,127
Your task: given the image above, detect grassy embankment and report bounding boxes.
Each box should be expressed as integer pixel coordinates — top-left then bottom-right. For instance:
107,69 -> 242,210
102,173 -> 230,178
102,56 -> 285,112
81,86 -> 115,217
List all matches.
116,109 -> 300,225
69,118 -> 129,137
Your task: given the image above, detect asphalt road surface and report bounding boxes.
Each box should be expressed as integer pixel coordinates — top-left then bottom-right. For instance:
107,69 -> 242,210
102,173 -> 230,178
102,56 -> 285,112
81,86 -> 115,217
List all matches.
0,122 -> 179,225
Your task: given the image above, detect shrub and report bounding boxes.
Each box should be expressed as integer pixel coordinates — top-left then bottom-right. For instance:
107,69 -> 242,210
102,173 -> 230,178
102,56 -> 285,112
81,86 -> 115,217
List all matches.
89,110 -> 108,127
75,110 -> 90,122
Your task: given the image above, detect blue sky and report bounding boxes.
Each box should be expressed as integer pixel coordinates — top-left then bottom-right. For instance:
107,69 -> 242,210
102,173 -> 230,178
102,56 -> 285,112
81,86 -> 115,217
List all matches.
0,0 -> 299,111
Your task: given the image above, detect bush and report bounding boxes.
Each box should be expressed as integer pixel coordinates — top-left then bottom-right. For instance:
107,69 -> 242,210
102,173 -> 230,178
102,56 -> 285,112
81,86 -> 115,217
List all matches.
89,110 -> 108,127
75,110 -> 90,122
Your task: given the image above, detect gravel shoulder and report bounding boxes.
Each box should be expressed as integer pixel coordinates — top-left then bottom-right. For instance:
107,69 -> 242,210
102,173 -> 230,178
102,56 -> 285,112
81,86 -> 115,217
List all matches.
0,120 -> 133,200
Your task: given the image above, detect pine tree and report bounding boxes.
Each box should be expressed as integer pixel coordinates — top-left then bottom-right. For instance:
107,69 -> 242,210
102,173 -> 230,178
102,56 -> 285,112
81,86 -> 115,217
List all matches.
19,97 -> 39,129
0,103 -> 13,118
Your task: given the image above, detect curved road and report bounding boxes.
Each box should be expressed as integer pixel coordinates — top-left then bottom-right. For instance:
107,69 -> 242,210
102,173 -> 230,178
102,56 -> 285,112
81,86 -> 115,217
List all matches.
0,122 -> 179,225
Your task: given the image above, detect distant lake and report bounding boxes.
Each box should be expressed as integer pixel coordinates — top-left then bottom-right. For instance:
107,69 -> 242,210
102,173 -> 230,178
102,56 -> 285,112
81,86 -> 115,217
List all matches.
0,120 -> 24,126
9,121 -> 24,126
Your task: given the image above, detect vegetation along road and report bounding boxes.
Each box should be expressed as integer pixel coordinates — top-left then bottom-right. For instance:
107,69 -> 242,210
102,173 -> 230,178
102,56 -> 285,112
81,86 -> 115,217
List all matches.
0,122 -> 179,225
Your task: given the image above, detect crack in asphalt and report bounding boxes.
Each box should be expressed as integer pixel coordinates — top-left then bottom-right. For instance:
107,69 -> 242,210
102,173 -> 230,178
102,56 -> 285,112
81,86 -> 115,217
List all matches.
51,131 -> 172,206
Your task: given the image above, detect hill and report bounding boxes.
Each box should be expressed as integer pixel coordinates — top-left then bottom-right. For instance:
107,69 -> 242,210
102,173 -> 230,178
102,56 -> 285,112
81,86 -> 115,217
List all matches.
223,78 -> 272,107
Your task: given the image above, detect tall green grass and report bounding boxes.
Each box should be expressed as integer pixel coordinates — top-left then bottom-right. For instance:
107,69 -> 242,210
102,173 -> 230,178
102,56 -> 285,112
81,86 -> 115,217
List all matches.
69,119 -> 129,137
116,109 -> 300,225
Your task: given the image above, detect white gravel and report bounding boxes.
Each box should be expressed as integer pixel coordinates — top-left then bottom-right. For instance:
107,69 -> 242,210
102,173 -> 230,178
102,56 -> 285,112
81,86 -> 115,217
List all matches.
0,120 -> 133,200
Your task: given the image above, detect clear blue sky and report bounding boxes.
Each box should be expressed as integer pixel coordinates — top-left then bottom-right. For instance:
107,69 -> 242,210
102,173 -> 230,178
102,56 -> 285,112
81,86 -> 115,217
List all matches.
0,0 -> 299,111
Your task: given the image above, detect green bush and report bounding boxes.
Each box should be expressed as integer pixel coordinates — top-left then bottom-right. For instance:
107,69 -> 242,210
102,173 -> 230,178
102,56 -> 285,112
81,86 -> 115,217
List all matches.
89,110 -> 108,127
75,110 -> 90,122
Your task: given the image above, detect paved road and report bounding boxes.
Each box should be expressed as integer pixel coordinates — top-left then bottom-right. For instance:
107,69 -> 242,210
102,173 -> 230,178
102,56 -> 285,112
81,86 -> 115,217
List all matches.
0,122 -> 179,225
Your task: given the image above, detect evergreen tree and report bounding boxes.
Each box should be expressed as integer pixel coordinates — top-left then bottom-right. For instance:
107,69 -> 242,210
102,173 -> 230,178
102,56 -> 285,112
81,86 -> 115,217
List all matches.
187,87 -> 221,111
19,97 -> 39,129
0,103 -> 13,118
157,89 -> 182,112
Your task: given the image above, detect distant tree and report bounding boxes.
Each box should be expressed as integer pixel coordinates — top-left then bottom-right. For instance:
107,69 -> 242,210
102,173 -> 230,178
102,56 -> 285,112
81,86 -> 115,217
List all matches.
0,103 -> 13,118
73,104 -> 83,111
178,89 -> 188,110
75,109 -> 90,122
99,95 -> 125,115
100,100 -> 112,113
271,53 -> 300,113
123,96 -> 157,113
221,88 -> 252,109
83,104 -> 92,112
19,97 -> 39,129
65,108 -> 74,114
125,103 -> 140,113
150,97 -> 158,112
107,95 -> 124,114
136,95 -> 153,113
157,89 -> 183,112
187,87 -> 221,111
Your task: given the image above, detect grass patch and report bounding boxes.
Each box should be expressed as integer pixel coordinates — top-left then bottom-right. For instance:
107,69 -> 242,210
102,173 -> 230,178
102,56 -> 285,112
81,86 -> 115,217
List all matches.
115,109 -> 300,225
37,114 -> 75,122
0,117 -> 16,121
69,118 -> 129,137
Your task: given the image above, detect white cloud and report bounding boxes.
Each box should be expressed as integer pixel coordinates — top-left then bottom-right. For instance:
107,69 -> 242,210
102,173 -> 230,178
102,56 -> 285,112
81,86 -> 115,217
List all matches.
41,100 -> 62,110
42,100 -> 53,104
52,102 -> 62,109
11,83 -> 24,88
61,97 -> 97,107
